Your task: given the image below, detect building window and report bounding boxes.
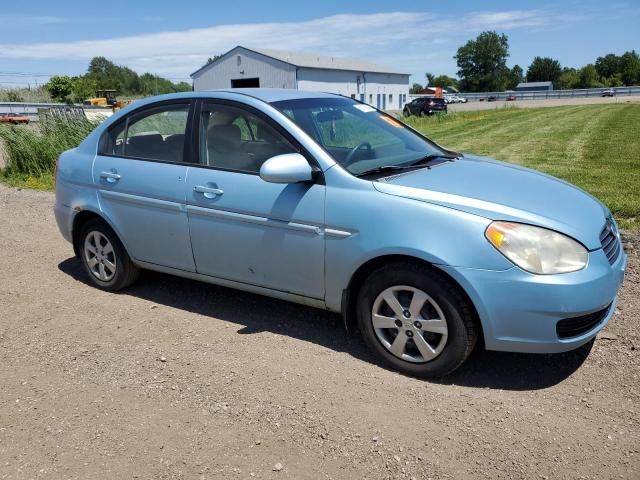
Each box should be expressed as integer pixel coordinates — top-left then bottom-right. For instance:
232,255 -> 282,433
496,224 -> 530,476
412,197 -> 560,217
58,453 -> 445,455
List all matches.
389,94 -> 393,103
237,55 -> 242,66
350,94 -> 356,99
369,94 -> 373,104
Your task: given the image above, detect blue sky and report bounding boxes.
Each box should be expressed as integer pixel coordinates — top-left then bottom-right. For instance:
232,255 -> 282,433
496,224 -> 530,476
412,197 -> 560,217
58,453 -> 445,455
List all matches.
0,0 -> 638,88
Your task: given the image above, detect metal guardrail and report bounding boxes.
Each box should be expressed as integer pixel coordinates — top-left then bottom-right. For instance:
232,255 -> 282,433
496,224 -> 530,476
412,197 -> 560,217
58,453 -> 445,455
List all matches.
409,85 -> 640,102
0,102 -> 112,121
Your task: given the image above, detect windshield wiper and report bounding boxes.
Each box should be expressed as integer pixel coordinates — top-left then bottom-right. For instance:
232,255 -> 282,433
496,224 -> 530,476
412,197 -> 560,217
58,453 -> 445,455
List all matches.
407,153 -> 459,166
355,153 -> 460,178
355,164 -> 427,178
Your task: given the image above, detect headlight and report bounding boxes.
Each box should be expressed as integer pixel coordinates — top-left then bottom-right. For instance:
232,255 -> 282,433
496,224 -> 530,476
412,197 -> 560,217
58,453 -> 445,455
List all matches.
485,221 -> 588,274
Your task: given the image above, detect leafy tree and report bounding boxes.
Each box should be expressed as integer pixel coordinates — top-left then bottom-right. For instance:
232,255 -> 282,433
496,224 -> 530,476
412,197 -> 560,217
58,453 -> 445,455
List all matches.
410,83 -> 423,94
174,81 -> 192,92
83,56 -> 193,97
71,76 -> 97,103
425,72 -> 435,86
507,65 -> 524,89
595,54 -> 623,79
619,50 -> 640,86
455,31 -> 510,92
46,75 -> 74,102
526,57 -> 562,84
430,75 -> 458,89
575,64 -> 602,88
604,75 -> 624,87
557,68 -> 579,90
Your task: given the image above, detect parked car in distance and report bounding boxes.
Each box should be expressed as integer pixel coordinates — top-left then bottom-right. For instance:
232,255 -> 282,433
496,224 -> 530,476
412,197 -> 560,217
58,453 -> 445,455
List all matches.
487,96 -> 498,102
506,94 -> 517,101
403,96 -> 447,116
54,89 -> 626,378
602,89 -> 615,97
444,95 -> 468,104
0,112 -> 30,124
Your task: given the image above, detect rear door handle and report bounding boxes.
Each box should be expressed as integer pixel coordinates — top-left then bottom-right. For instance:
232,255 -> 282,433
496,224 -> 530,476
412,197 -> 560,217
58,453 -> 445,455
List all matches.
193,185 -> 224,198
99,170 -> 121,183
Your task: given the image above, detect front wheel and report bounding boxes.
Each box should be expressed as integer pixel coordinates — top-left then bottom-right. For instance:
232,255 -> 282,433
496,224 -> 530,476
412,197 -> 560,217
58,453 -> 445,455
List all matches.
403,108 -> 411,117
357,262 -> 478,378
79,218 -> 140,291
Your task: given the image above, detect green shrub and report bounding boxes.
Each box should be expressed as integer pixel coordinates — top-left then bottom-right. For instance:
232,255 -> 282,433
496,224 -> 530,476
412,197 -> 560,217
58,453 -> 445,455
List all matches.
0,116 -> 97,177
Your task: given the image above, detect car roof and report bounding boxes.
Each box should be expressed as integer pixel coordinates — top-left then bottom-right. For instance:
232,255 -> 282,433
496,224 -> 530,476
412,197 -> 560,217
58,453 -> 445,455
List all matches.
215,88 -> 340,103
137,88 -> 341,105
117,89 -> 345,115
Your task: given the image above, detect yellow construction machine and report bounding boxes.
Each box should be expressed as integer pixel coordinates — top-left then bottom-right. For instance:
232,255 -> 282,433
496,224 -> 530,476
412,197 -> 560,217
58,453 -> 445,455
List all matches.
84,90 -> 129,110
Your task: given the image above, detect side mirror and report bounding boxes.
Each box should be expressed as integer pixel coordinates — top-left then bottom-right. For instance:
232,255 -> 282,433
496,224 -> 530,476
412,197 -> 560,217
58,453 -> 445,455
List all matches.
260,153 -> 313,184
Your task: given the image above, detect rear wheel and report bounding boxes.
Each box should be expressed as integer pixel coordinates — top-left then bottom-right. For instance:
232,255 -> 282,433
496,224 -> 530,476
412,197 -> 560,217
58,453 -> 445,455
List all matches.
79,219 -> 140,291
403,108 -> 411,117
357,262 -> 478,378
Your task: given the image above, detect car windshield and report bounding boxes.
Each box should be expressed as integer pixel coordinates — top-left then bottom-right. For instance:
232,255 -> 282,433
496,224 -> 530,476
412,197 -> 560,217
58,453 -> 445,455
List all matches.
270,97 -> 447,176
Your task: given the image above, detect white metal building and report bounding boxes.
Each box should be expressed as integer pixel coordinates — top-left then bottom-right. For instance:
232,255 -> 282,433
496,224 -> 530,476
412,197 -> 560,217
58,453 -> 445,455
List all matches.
191,46 -> 411,110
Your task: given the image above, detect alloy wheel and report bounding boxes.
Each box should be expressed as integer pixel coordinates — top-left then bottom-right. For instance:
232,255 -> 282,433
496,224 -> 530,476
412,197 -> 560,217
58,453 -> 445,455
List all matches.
371,285 -> 448,363
84,231 -> 117,282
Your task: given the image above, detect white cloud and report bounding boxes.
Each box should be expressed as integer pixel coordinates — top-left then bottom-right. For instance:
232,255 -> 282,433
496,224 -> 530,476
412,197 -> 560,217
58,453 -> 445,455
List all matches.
0,10 -> 556,79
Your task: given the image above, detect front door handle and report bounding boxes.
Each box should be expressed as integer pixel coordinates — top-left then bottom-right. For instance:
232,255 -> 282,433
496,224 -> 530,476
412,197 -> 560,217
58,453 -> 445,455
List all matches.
193,185 -> 224,198
100,170 -> 121,183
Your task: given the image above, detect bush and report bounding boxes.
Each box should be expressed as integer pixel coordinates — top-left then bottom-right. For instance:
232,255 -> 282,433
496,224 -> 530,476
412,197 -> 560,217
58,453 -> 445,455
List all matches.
0,115 -> 97,177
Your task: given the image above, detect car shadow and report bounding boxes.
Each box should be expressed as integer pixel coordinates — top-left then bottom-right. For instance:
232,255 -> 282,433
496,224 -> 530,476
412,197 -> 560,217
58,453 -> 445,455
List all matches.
58,257 -> 593,391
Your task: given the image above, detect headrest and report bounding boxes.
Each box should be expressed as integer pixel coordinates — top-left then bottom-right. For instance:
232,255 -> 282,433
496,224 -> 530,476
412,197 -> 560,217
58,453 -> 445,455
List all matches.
208,124 -> 241,144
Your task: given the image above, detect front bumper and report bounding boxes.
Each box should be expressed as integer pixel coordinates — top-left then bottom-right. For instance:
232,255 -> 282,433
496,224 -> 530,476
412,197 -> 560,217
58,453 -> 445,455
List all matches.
440,247 -> 626,353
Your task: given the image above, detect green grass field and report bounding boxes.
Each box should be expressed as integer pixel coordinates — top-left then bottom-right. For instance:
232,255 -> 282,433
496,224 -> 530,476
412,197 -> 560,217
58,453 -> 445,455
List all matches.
1,103 -> 638,229
405,104 -> 640,229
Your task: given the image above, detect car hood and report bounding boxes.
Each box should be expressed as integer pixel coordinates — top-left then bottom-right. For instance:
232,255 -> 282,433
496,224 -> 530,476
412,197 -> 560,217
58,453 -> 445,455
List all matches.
373,155 -> 608,250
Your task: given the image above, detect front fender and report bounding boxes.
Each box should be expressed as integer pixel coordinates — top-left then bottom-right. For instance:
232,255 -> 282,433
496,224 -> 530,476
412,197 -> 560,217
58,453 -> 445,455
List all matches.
323,168 -> 513,312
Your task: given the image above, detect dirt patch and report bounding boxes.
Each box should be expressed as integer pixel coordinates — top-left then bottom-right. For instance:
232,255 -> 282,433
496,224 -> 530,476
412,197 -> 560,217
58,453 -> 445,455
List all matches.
0,184 -> 638,479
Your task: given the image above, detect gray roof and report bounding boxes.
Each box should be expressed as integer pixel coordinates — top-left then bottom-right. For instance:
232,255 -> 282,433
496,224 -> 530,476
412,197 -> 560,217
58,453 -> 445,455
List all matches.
516,81 -> 553,88
191,45 -> 409,77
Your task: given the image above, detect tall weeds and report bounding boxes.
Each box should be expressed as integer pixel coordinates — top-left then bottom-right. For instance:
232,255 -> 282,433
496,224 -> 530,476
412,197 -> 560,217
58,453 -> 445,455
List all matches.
0,116 -> 97,177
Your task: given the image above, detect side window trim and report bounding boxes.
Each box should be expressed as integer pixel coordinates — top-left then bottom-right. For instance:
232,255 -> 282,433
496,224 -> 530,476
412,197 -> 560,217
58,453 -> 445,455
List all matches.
100,100 -> 196,165
193,98 -> 322,177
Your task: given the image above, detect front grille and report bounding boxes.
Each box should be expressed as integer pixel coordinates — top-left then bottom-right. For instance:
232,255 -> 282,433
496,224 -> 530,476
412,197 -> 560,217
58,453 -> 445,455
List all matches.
600,219 -> 621,265
556,305 -> 611,339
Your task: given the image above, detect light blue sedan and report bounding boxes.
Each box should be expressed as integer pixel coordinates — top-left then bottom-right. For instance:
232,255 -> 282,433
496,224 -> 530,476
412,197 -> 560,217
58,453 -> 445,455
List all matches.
54,89 -> 626,377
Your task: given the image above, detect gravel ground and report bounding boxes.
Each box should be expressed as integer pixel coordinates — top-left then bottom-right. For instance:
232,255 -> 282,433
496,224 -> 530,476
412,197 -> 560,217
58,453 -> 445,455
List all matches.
0,184 -> 639,480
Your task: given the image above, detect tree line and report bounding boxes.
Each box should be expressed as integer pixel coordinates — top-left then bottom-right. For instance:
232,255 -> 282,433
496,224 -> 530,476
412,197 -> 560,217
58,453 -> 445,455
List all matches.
45,57 -> 192,103
411,31 -> 640,93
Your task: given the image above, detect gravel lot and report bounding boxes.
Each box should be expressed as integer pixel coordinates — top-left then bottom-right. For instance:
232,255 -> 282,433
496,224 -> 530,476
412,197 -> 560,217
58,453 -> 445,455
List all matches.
1,184 -> 639,480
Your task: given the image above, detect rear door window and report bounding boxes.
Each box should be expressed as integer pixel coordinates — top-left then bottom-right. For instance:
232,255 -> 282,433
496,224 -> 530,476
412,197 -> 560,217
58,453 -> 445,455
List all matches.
102,103 -> 190,163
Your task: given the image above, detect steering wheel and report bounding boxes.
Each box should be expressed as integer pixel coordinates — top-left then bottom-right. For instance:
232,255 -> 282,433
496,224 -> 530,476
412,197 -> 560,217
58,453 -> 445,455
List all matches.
342,142 -> 373,167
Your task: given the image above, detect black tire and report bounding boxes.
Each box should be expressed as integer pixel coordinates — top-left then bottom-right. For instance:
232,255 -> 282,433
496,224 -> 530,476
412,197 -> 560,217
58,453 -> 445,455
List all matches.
403,108 -> 411,117
357,262 -> 478,378
78,218 -> 140,291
